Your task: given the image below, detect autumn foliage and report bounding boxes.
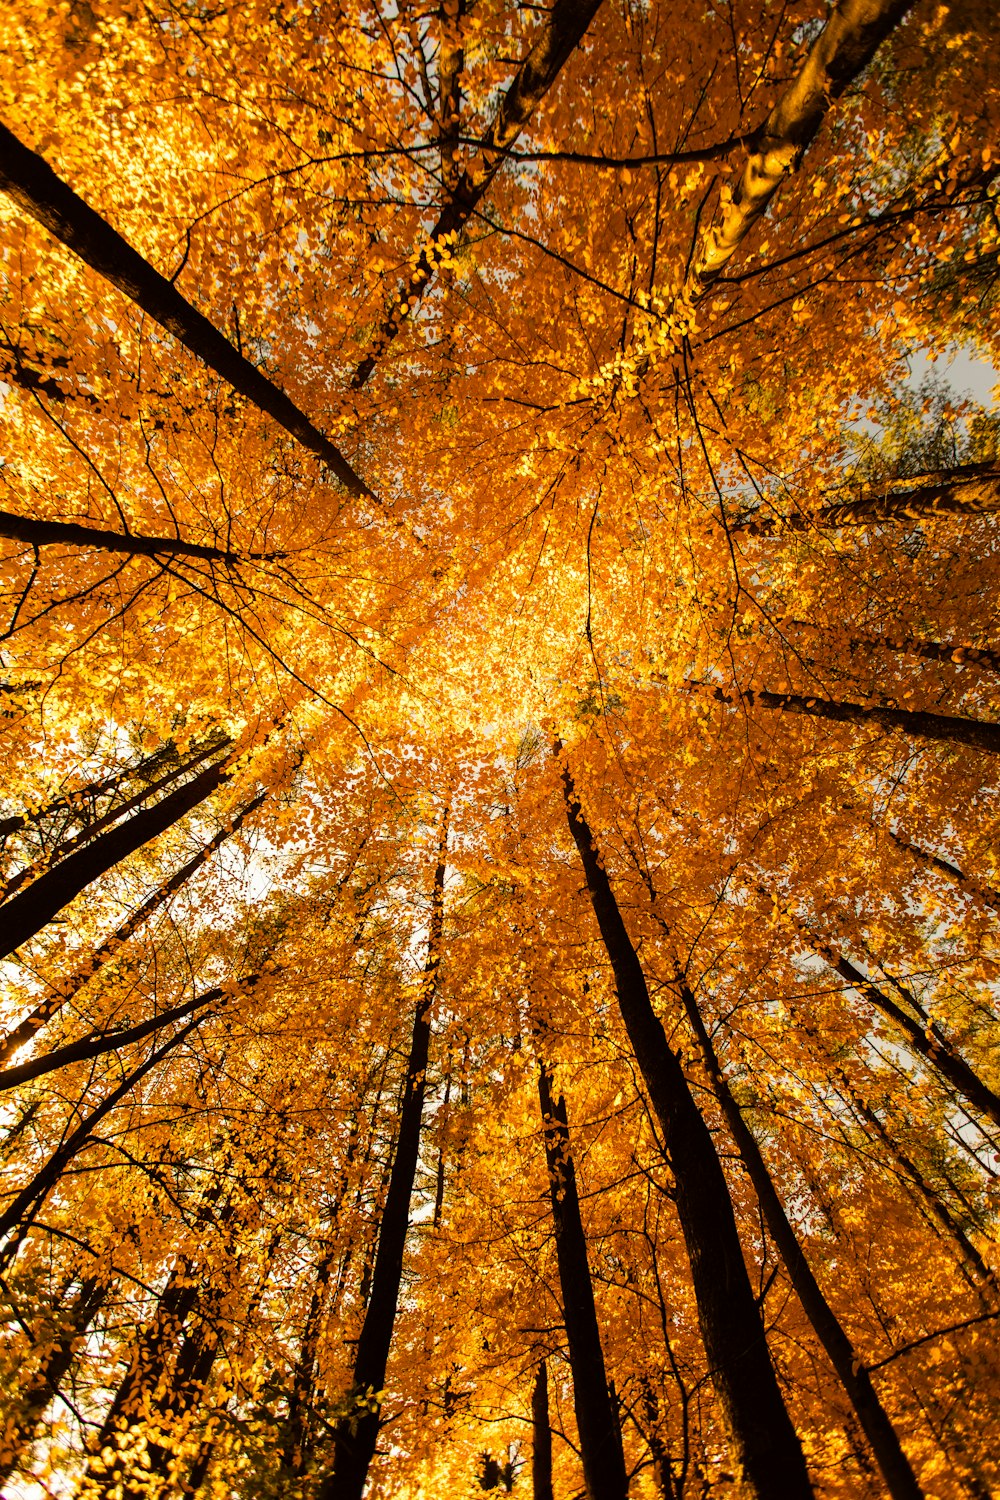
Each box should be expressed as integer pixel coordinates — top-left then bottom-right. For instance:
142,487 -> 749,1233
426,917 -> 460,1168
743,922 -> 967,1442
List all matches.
1,0 -> 1000,1496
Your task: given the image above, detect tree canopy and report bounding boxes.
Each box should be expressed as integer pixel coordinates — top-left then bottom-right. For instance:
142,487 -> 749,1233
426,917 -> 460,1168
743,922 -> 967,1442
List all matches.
1,1 -> 999,1496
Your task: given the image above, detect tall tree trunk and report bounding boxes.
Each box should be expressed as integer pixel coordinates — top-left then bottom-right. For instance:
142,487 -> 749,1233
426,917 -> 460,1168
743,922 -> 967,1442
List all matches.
805,931 -> 1000,1129
780,616 -> 1000,679
0,740 -> 179,842
0,973 -> 258,1092
676,976 -> 924,1500
0,1274 -> 107,1486
0,787 -> 266,1066
0,731 -> 229,903
735,462 -> 1000,535
0,507 -> 274,564
531,1362 -> 554,1500
686,0 -> 914,295
881,824 -> 1000,912
557,752 -> 814,1500
700,681 -> 1000,757
793,1006 -> 998,1296
0,744 -> 243,958
351,0 -> 606,387
535,1054 -> 628,1500
0,1016 -> 206,1267
319,818 -> 448,1500
0,122 -> 368,498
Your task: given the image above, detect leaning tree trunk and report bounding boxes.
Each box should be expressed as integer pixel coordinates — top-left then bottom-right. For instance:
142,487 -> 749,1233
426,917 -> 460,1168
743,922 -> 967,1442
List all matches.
535,1053 -> 628,1500
685,0 -> 914,296
0,731 -> 228,904
700,681 -> 1000,758
351,0 -> 606,386
0,741 -> 243,958
557,751 -> 814,1500
0,122 -> 367,497
0,1016 -> 206,1269
0,1273 -> 108,1486
676,975 -> 924,1500
0,787 -> 266,1066
319,818 -> 447,1500
734,462 -> 1000,536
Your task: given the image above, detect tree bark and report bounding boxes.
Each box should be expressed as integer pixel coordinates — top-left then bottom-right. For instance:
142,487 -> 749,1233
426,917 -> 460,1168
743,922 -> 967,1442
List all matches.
0,1273 -> 107,1486
319,818 -> 447,1500
735,462 -> 1000,535
0,740 -> 180,842
557,751 -> 813,1500
704,681 -> 1000,758
686,0 -> 915,295
351,0 -> 606,387
531,1362 -> 554,1500
536,1055 -> 628,1500
0,787 -> 266,1066
0,744 -> 240,958
0,121 -> 369,498
808,933 -> 1000,1130
0,508 -> 279,565
0,1016 -> 205,1267
676,976 -> 924,1500
0,732 -> 229,904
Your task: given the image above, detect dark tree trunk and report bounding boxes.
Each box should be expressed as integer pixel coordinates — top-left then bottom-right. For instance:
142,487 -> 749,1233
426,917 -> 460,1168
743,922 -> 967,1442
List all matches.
0,732 -> 229,903
0,1274 -> 107,1486
735,462 -> 1000,535
0,745 -> 240,958
0,787 -> 266,1066
798,1010 -> 998,1295
536,1056 -> 628,1500
0,122 -> 368,497
351,0 -> 606,387
882,824 -> 1000,912
0,741 -> 179,842
0,1016 -> 205,1266
557,752 -> 813,1500
531,1362 -> 554,1500
810,935 -> 1000,1129
0,507 -> 273,564
0,972 -> 258,1092
319,821 -> 447,1500
677,977 -> 924,1500
705,682 -> 1000,757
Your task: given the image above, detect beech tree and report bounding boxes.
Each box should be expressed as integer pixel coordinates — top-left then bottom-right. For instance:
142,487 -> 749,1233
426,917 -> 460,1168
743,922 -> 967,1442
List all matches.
2,1 -> 1000,1497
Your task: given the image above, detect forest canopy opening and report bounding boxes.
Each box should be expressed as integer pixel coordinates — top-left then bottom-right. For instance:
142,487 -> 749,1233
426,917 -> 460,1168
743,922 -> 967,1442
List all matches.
1,1 -> 999,1497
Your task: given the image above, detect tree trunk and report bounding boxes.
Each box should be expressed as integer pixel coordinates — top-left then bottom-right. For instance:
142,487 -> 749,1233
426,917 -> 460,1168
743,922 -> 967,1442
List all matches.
531,1362 -> 554,1500
0,744 -> 241,958
735,462 -> 1000,535
676,976 -> 924,1500
319,818 -> 447,1500
0,732 -> 229,903
686,0 -> 914,295
0,122 -> 368,498
0,787 -> 266,1066
811,935 -> 1000,1129
0,1016 -> 206,1267
0,972 -> 259,1092
536,1054 -> 628,1500
351,0 -> 606,387
882,824 -> 1000,912
0,1274 -> 107,1486
0,507 -> 274,564
0,740 -> 179,842
706,681 -> 1000,758
557,752 -> 814,1500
